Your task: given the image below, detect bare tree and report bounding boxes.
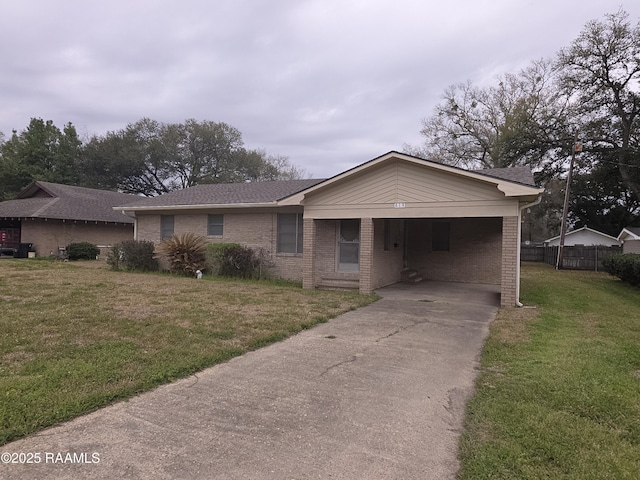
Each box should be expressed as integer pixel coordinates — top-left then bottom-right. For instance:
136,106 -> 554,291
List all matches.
406,59 -> 570,171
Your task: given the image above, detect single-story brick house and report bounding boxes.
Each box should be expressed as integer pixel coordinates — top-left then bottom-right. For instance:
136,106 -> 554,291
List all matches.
116,152 -> 543,306
0,181 -> 137,257
617,227 -> 640,253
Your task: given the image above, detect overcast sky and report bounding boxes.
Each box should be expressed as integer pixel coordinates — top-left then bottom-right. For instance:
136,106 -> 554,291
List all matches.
1,1 -> 639,179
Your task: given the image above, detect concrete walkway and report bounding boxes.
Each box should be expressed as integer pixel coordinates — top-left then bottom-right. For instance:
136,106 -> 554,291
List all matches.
1,282 -> 499,479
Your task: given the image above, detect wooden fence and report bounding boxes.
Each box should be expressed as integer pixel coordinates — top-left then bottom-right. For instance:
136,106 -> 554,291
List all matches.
521,245 -> 622,271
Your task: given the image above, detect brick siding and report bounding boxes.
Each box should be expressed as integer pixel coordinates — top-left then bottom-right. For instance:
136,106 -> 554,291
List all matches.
136,211 -> 305,281
501,216 -> 519,306
406,218 -> 502,285
20,219 -> 133,257
371,219 -> 404,289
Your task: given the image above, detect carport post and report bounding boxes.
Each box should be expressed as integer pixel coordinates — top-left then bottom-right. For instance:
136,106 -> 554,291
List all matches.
501,216 -> 519,306
302,217 -> 316,289
359,218 -> 374,294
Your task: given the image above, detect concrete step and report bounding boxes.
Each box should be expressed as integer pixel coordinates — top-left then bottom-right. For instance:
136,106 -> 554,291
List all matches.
401,269 -> 423,283
318,278 -> 360,290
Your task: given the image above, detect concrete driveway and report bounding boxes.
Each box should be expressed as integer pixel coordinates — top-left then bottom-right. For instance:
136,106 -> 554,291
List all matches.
2,281 -> 499,480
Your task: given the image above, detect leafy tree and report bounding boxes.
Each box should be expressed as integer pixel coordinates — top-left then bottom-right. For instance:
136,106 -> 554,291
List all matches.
570,152 -> 640,236
0,118 -> 82,199
556,9 -> 640,203
81,118 -> 303,196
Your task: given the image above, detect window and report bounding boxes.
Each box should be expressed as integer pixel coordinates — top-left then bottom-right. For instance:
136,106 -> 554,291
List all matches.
207,214 -> 224,236
432,222 -> 450,251
277,213 -> 303,253
160,215 -> 174,240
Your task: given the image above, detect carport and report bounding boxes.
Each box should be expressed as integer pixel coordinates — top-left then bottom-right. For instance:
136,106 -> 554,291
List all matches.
279,152 -> 543,306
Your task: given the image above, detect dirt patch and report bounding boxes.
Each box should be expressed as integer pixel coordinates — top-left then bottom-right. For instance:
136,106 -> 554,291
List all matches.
491,306 -> 539,345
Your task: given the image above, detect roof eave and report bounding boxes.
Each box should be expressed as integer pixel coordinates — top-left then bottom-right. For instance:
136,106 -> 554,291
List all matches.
617,228 -> 640,241
116,201 -> 279,212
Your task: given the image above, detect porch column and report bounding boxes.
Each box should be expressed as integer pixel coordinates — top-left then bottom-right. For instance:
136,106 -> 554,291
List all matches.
359,217 -> 374,294
501,216 -> 519,306
302,218 -> 316,289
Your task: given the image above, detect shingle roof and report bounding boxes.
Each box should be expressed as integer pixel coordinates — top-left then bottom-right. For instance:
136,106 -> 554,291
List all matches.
117,154 -> 538,211
625,227 -> 640,236
120,179 -> 325,208
0,181 -> 138,223
473,166 -> 536,186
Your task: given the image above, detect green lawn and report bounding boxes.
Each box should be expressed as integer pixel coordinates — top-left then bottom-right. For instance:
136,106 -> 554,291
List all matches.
0,259 -> 376,445
459,262 -> 640,479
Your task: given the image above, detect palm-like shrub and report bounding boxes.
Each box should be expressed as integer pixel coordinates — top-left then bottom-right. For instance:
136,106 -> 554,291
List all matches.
157,233 -> 207,276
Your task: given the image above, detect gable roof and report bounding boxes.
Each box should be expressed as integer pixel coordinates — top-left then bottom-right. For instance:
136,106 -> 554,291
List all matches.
116,151 -> 542,212
118,179 -> 324,211
545,226 -> 620,244
0,181 -> 138,224
279,151 -> 542,206
617,227 -> 640,241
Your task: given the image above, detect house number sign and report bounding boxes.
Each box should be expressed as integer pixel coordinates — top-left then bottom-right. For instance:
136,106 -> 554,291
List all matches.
394,202 -> 406,208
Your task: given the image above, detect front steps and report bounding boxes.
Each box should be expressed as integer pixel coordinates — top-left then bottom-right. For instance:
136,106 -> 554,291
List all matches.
317,276 -> 359,290
401,268 -> 423,283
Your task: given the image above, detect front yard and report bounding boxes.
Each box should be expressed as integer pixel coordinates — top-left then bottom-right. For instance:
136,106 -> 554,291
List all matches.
0,259 -> 376,445
459,263 -> 640,479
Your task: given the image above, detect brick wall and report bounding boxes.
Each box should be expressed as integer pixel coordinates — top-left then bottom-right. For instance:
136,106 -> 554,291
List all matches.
371,219 -> 404,289
359,218 -> 374,293
20,219 -> 133,257
314,220 -> 338,282
136,211 -> 304,281
501,216 -> 519,306
406,218 -> 502,285
302,218 -> 316,288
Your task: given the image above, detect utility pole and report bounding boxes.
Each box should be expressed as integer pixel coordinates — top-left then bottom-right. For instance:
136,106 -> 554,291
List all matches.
556,133 -> 581,269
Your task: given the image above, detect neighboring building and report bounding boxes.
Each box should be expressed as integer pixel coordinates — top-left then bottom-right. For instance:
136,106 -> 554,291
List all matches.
0,181 -> 137,257
117,151 -> 543,306
544,226 -> 621,247
617,227 -> 640,254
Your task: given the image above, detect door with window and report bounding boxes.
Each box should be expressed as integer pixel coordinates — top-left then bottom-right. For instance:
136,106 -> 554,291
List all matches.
338,219 -> 360,272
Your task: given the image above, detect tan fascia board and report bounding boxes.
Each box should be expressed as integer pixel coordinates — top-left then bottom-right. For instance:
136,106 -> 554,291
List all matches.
115,202 -> 278,212
498,183 -> 544,197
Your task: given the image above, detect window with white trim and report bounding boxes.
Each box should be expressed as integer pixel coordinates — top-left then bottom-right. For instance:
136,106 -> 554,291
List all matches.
160,215 -> 174,240
277,213 -> 303,253
207,214 -> 224,236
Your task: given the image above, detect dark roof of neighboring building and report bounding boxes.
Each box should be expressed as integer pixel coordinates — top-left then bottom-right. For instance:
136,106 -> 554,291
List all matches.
625,227 -> 640,235
121,179 -> 326,208
0,181 -> 138,223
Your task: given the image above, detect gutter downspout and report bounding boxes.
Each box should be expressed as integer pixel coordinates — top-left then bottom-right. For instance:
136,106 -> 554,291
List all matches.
516,197 -> 542,307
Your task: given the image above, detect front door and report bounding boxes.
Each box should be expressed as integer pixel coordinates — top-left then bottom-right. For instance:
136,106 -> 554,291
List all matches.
338,219 -> 360,272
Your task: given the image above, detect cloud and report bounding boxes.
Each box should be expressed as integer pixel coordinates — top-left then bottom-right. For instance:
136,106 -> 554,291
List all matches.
1,0 -> 639,177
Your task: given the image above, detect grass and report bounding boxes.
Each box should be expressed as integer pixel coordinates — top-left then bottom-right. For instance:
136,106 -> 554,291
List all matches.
0,259 -> 377,445
459,262 -> 640,479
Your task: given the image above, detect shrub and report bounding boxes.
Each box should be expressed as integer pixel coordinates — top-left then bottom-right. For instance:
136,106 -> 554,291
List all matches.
66,242 -> 100,260
157,233 -> 207,276
206,243 -> 273,279
107,240 -> 158,271
206,243 -> 241,275
602,253 -> 640,286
